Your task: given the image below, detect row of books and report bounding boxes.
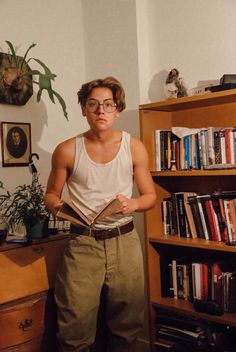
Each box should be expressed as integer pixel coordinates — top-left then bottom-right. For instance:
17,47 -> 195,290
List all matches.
154,127 -> 236,171
162,190 -> 236,244
156,309 -> 209,351
155,308 -> 236,352
160,257 -> 236,313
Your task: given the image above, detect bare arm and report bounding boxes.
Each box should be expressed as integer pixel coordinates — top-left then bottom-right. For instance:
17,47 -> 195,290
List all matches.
44,139 -> 75,216
116,137 -> 156,214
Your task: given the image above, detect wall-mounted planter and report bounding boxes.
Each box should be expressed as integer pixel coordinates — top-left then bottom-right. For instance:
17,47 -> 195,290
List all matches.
0,53 -> 33,105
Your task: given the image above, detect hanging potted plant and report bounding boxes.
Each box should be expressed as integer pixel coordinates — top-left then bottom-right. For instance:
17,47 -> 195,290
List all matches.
0,173 -> 49,240
0,40 -> 68,119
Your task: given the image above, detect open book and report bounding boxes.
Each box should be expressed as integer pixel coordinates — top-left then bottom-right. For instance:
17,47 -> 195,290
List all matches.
56,198 -> 122,227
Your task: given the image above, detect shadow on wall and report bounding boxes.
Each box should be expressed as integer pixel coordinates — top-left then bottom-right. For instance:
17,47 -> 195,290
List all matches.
0,93 -> 52,188
148,70 -> 169,103
114,109 -> 140,138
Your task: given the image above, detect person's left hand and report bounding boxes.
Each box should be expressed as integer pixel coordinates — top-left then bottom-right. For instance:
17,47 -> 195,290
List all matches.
116,194 -> 138,214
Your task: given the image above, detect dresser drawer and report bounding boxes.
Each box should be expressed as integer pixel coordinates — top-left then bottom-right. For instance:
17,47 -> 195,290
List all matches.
0,237 -> 67,304
0,293 -> 46,350
1,336 -> 43,352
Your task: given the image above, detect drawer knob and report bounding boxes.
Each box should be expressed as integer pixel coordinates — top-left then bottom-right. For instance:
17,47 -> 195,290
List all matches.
32,246 -> 44,253
19,318 -> 33,331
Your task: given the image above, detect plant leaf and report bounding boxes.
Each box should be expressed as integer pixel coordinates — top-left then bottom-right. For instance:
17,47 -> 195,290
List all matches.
5,40 -> 18,66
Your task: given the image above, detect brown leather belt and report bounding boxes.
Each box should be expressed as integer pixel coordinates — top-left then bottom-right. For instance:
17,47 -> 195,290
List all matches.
70,221 -> 134,240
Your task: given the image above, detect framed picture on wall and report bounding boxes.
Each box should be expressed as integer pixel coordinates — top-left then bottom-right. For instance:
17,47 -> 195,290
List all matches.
1,122 -> 32,167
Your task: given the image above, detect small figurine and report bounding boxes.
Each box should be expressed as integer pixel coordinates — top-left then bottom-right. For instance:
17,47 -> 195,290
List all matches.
164,68 -> 188,99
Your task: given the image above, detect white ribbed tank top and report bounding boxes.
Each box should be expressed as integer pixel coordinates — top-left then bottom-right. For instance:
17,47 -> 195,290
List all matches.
67,131 -> 133,228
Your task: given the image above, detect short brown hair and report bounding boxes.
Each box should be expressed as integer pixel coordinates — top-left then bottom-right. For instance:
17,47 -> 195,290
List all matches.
77,76 -> 126,112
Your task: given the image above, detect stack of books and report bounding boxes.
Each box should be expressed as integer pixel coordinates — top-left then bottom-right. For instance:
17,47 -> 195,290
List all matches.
155,308 -> 209,351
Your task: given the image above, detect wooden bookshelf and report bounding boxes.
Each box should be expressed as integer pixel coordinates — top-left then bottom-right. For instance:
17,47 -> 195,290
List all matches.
139,89 -> 236,351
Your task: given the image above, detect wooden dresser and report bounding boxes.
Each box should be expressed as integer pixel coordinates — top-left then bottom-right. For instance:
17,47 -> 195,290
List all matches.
0,234 -> 68,351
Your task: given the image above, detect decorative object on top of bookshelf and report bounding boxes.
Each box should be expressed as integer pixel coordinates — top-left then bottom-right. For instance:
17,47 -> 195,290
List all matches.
207,74 -> 236,93
0,40 -> 68,119
220,74 -> 236,85
164,68 -> 188,100
1,121 -> 32,167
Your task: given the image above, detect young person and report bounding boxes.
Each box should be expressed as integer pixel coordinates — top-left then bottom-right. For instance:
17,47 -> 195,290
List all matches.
44,76 -> 156,352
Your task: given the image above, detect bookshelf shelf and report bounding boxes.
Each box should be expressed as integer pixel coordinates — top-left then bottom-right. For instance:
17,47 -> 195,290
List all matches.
149,236 -> 236,253
139,88 -> 236,112
140,90 -> 236,351
151,169 -> 236,177
151,297 -> 236,328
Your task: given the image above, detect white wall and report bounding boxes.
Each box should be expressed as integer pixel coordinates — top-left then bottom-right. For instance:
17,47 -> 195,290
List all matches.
0,0 -> 87,188
144,0 -> 236,102
0,0 -> 142,187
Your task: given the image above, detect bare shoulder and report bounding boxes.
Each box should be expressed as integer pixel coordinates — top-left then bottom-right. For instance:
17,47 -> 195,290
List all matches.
52,137 -> 76,166
130,135 -> 149,164
130,135 -> 147,154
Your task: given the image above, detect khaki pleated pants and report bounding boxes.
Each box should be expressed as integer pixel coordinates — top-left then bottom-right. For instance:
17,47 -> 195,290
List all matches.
55,228 -> 145,352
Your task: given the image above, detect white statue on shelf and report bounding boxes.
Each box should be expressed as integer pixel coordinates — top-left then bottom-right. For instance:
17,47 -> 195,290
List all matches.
164,68 -> 188,99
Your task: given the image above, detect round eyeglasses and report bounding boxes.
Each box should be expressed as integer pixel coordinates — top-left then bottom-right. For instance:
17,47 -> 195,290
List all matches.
85,98 -> 117,113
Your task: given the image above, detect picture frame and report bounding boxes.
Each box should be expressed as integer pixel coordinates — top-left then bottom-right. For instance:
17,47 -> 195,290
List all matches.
1,122 -> 32,167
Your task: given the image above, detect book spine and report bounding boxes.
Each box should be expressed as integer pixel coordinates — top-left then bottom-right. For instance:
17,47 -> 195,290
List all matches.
220,129 -> 226,164
199,128 -> 209,168
226,199 -> 236,242
192,263 -> 201,300
214,130 -> 222,164
194,133 -> 201,169
196,197 -> 210,240
154,130 -> 161,171
172,259 -> 178,299
176,193 -> 187,237
207,127 -> 216,165
204,199 -> 221,241
160,256 -> 172,297
188,196 -> 205,239
184,199 -> 198,238
223,199 -> 233,243
184,135 -> 191,170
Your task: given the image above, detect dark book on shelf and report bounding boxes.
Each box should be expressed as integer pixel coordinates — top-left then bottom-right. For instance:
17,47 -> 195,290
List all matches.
188,196 -> 205,239
160,256 -> 172,297
171,192 -> 196,237
162,197 -> 174,235
194,133 -> 201,169
175,192 -> 187,236
228,272 -> 236,313
160,130 -> 170,170
157,311 -> 204,333
153,338 -> 177,352
214,130 -> 222,164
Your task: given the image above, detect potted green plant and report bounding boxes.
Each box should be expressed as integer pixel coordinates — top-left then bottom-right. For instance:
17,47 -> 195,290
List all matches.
0,173 -> 49,239
0,40 -> 68,119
